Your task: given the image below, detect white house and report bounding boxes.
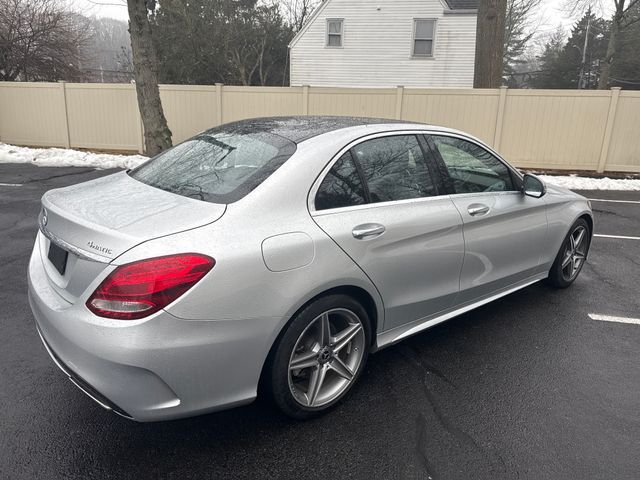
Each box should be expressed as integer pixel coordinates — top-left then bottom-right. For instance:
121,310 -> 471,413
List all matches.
289,0 -> 478,88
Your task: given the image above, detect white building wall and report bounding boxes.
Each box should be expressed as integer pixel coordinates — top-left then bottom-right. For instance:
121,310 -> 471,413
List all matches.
290,0 -> 477,88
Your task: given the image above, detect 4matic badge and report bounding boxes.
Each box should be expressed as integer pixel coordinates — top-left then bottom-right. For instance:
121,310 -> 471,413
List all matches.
86,241 -> 113,255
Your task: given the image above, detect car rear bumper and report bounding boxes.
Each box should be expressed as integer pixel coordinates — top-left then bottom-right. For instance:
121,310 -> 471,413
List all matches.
34,323 -> 134,419
28,243 -> 284,422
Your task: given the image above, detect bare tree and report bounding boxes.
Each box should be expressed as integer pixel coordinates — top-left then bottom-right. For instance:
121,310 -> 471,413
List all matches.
225,3 -> 291,86
474,0 -> 508,87
0,0 -> 90,81
82,17 -> 134,82
279,0 -> 319,32
503,0 -> 543,74
566,0 -> 640,88
127,0 -> 171,156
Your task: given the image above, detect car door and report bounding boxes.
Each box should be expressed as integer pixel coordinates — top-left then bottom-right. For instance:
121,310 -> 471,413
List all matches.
427,134 -> 548,304
310,133 -> 465,332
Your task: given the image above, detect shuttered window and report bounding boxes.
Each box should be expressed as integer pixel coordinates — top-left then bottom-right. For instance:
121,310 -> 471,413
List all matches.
413,19 -> 435,57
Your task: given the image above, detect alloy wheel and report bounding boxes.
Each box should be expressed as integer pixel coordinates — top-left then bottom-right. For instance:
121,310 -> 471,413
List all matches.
561,225 -> 588,281
288,308 -> 366,408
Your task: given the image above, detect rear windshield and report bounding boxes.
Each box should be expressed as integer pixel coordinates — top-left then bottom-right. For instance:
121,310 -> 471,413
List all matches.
129,130 -> 296,203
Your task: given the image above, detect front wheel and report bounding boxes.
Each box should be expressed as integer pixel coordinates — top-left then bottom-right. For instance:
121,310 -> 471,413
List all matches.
268,294 -> 371,420
546,218 -> 591,288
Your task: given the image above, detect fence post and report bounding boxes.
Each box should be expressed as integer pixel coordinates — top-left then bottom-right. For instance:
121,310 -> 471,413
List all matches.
302,85 -> 309,115
597,87 -> 621,173
395,86 -> 404,120
133,85 -> 145,154
138,116 -> 145,154
58,81 -> 71,148
493,86 -> 508,152
215,83 -> 224,126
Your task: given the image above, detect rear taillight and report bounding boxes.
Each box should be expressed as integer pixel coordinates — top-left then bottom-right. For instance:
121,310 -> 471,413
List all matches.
86,254 -> 215,320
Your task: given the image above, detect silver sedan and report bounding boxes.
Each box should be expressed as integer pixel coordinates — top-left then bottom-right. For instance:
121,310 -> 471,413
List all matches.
28,117 -> 593,421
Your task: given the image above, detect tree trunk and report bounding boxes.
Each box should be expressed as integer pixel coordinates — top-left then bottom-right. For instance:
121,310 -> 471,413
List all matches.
473,0 -> 507,88
127,0 -> 172,156
598,13 -> 620,90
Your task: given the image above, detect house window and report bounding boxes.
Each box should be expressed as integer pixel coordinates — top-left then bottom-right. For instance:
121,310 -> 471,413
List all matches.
413,19 -> 435,57
327,19 -> 343,47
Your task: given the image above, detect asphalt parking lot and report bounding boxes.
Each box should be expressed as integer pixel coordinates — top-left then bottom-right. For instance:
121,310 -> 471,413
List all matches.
1,164 -> 638,480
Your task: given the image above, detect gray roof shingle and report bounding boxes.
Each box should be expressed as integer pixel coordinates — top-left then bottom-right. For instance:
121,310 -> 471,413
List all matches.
445,0 -> 478,10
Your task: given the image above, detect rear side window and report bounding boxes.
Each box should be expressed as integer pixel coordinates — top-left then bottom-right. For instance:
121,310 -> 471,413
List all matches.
352,135 -> 437,203
315,152 -> 366,211
129,130 -> 296,203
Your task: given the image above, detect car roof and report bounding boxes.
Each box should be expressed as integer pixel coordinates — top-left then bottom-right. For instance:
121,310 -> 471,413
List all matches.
213,116 -> 421,143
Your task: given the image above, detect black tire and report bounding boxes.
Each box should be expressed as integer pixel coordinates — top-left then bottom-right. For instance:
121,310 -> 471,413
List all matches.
268,294 -> 371,420
546,218 -> 591,288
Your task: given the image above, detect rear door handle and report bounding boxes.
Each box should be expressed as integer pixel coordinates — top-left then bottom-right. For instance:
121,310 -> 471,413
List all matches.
352,223 -> 385,240
467,204 -> 490,217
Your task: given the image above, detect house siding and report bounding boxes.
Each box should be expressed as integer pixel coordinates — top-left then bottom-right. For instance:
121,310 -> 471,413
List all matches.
290,0 -> 477,88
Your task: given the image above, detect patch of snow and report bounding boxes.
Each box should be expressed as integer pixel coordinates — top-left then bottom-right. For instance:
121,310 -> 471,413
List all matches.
537,174 -> 640,191
0,143 -> 148,170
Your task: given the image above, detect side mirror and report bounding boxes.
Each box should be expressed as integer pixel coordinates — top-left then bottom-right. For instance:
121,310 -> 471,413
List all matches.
522,173 -> 546,198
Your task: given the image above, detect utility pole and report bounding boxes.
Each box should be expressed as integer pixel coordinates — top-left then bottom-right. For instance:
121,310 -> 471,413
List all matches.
578,8 -> 591,89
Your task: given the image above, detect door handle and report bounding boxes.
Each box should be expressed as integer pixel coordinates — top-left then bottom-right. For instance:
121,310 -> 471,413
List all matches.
467,204 -> 490,217
352,223 -> 385,240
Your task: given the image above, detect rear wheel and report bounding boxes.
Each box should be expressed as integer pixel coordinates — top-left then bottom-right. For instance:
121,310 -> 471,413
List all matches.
547,218 -> 591,288
268,294 -> 371,419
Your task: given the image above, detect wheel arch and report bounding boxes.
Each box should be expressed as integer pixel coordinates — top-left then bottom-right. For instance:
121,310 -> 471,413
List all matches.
257,283 -> 382,397
579,212 -> 594,236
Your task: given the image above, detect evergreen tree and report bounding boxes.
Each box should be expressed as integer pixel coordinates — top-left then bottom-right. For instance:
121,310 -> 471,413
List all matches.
533,13 -> 608,89
609,3 -> 640,90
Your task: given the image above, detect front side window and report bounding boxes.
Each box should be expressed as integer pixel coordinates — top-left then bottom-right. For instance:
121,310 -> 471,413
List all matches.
413,19 -> 435,57
353,135 -> 437,203
130,130 -> 296,203
315,152 -> 366,210
431,135 -> 516,194
327,19 -> 343,47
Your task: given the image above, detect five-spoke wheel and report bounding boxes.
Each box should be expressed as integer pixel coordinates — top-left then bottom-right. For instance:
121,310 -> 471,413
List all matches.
547,218 -> 591,288
288,308 -> 365,408
268,294 -> 370,419
560,225 -> 588,281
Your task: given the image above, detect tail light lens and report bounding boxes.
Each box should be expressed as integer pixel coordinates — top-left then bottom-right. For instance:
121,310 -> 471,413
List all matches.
86,254 -> 215,320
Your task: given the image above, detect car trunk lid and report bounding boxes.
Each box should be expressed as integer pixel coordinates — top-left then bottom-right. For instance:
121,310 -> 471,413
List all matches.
39,171 -> 226,303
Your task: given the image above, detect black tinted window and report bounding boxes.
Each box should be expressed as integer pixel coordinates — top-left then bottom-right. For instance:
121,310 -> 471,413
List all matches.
352,135 -> 437,203
432,136 -> 515,194
129,130 -> 296,203
315,152 -> 366,211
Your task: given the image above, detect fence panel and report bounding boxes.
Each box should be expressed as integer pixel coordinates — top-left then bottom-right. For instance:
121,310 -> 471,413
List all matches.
159,85 -> 217,143
401,89 -> 500,146
65,83 -> 141,151
221,86 -> 304,124
498,90 -> 612,171
606,91 -> 640,173
308,87 -> 397,119
0,82 -> 68,147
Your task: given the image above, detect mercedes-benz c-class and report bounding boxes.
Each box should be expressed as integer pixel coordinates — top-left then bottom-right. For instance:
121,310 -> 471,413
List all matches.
28,117 -> 593,421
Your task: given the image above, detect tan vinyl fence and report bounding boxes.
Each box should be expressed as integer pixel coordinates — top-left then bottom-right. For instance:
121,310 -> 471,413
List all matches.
1,82 -> 639,173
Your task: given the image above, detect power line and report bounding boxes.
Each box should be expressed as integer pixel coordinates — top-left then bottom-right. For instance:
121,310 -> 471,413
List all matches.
81,67 -> 133,74
609,76 -> 640,85
505,69 -> 551,76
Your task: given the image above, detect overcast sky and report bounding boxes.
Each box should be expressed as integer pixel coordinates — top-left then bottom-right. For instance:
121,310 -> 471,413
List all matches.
71,0 -> 600,44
